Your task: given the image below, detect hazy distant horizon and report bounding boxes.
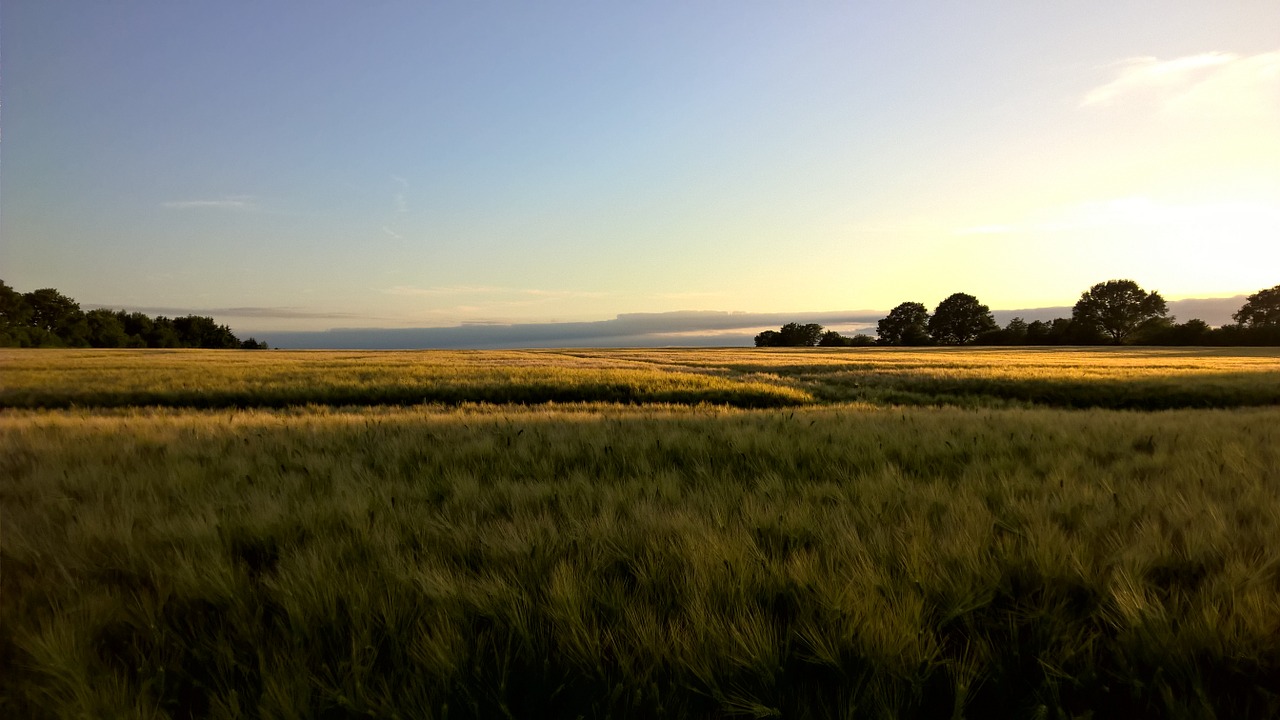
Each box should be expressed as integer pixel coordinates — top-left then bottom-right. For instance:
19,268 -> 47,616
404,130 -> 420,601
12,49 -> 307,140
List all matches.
212,295 -> 1245,349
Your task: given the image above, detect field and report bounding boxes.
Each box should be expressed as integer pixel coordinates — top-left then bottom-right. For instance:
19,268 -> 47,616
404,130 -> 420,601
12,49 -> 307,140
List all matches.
3,347 -> 1280,719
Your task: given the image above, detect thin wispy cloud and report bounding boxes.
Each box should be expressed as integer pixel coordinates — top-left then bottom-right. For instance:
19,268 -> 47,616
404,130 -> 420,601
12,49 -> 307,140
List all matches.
87,305 -> 375,321
391,175 -> 409,213
215,307 -> 375,320
385,285 -> 608,299
162,195 -> 255,210
381,226 -> 403,240
1081,50 -> 1280,114
1081,53 -> 1235,107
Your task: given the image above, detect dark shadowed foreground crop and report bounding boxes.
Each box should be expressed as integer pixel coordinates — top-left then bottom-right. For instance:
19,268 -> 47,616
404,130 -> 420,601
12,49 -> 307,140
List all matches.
4,401 -> 1279,719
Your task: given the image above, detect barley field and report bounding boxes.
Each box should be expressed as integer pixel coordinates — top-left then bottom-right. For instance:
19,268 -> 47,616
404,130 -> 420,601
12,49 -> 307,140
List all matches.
4,346 -> 1280,411
3,347 -> 1279,718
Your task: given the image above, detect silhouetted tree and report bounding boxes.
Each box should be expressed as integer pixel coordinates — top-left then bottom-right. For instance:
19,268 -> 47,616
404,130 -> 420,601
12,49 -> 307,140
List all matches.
0,280 -> 31,328
24,288 -> 81,333
754,330 -> 782,347
1024,320 -> 1052,345
817,330 -> 873,347
1129,316 -> 1177,344
928,293 -> 996,345
0,281 -> 37,346
1004,317 -> 1029,343
1233,284 -> 1280,327
779,322 -> 824,347
173,315 -> 241,349
22,288 -> 88,345
114,311 -> 174,347
85,309 -> 129,348
1212,322 -> 1280,346
1175,318 -> 1213,343
1,280 -> 266,349
1144,318 -> 1212,345
877,302 -> 931,345
818,330 -> 848,347
1072,280 -> 1167,344
149,316 -> 182,348
1057,317 -> 1109,345
109,311 -> 146,347
976,317 -> 1030,346
754,323 -> 825,347
1049,318 -> 1075,344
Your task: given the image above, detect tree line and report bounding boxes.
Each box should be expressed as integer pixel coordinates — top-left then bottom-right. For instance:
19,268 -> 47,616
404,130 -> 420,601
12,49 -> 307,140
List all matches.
0,280 -> 268,349
757,280 -> 1280,347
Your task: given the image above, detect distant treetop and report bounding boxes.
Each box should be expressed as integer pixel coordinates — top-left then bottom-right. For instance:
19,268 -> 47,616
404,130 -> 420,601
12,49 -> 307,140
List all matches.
0,279 -> 267,349
869,280 -> 1278,347
1233,284 -> 1280,327
1072,279 -> 1168,344
928,293 -> 997,345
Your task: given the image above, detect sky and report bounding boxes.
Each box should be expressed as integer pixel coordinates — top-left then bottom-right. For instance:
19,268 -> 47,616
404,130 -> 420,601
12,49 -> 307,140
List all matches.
3,1 -> 1278,342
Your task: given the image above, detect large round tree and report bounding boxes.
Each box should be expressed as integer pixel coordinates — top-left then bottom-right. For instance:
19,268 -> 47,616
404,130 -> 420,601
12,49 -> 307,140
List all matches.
1233,284 -> 1280,327
928,293 -> 996,345
1072,280 -> 1167,343
877,302 -> 931,345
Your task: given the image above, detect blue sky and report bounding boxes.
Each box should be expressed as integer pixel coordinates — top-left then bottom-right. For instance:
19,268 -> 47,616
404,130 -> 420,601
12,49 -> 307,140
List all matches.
3,1 -> 1278,336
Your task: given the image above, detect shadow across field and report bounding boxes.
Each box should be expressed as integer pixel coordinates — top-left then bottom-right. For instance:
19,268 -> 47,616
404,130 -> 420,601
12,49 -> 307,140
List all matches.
0,377 -> 807,411
796,370 -> 1280,410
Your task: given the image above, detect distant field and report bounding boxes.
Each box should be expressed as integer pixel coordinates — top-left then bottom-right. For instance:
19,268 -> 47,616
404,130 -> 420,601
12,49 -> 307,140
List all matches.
0,348 -> 809,409
3,346 -> 1279,410
3,347 -> 1280,718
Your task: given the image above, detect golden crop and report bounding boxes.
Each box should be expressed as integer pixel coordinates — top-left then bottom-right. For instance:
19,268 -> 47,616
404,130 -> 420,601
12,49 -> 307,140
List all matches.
3,346 -> 1278,410
3,346 -> 1279,717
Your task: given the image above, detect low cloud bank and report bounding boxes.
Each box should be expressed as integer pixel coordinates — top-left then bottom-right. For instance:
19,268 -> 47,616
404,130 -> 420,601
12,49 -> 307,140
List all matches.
990,297 -> 1243,328
265,311 -> 883,349
1165,296 -> 1246,327
252,297 -> 1245,349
